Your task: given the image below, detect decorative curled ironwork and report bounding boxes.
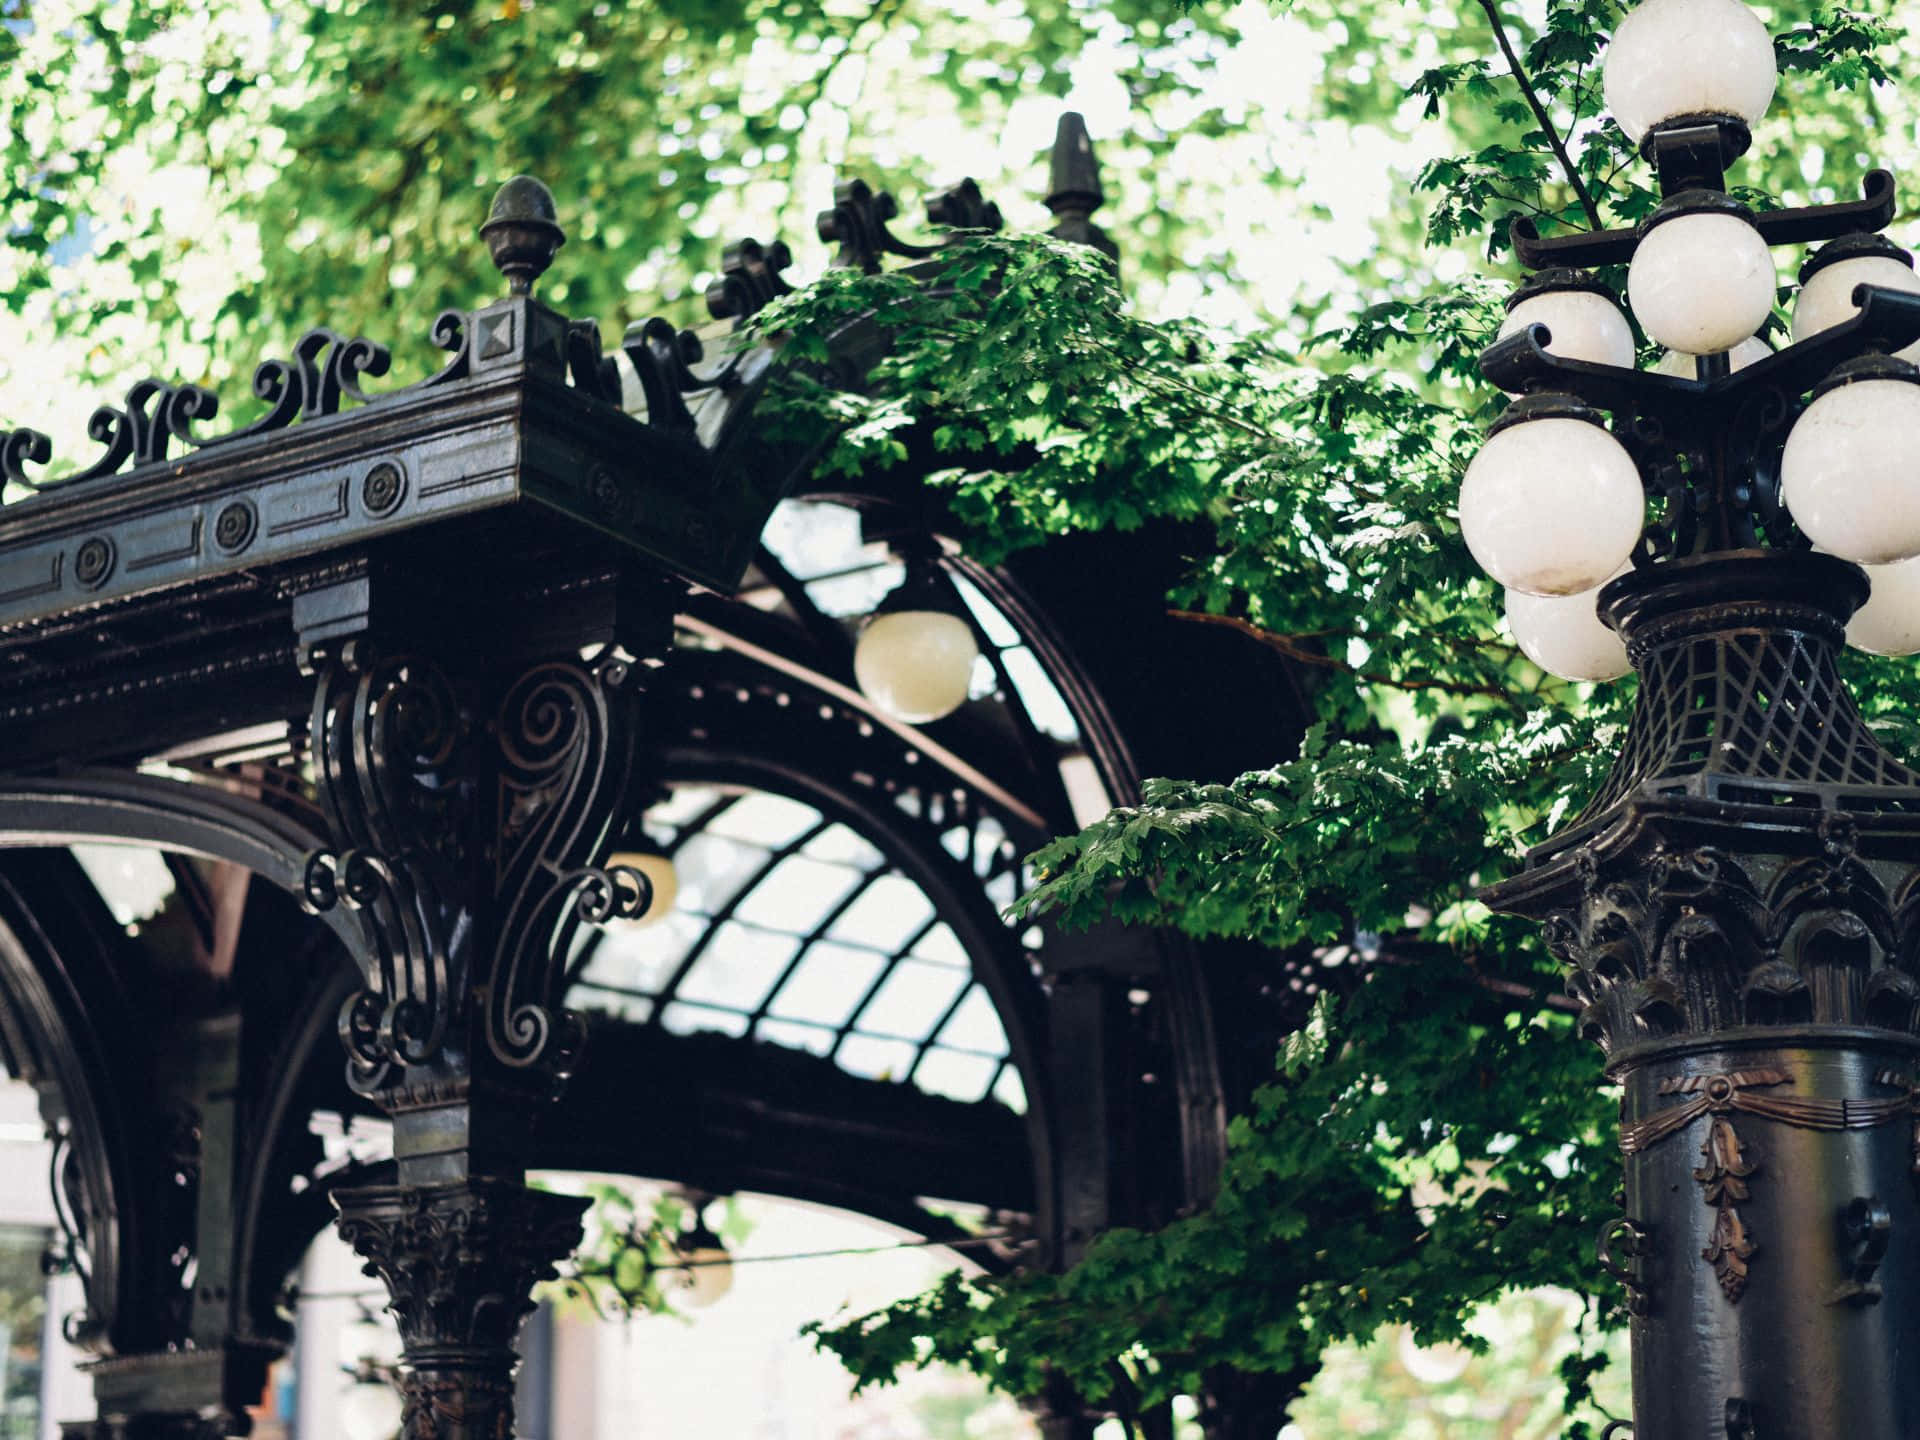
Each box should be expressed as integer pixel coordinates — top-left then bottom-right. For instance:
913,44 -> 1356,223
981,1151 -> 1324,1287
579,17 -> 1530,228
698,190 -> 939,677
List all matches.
305,643 -> 468,1092
224,328 -> 392,441
485,656 -> 643,1077
2,379 -> 218,491
926,177 -> 1004,236
817,177 -> 935,273
620,317 -> 710,435
705,238 -> 795,324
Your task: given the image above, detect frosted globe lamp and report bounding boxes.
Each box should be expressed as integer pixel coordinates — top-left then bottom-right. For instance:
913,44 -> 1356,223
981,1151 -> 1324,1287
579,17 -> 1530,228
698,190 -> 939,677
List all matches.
1781,359 -> 1920,564
1505,577 -> 1632,681
1629,197 -> 1776,355
674,1216 -> 735,1309
854,556 -> 980,724
602,848 -> 677,930
1460,403 -> 1646,596
1845,554 -> 1920,655
1792,234 -> 1920,363
1497,271 -> 1635,373
1602,0 -> 1777,143
1654,335 -> 1771,376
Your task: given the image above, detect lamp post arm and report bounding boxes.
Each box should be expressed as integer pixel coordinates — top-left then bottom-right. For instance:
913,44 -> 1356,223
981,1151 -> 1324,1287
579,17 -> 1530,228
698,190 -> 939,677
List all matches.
1510,168 -> 1898,271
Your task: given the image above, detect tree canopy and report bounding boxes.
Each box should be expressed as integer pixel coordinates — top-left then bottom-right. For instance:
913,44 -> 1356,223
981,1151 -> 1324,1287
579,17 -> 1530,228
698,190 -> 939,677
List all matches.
5,0 -> 1919,1434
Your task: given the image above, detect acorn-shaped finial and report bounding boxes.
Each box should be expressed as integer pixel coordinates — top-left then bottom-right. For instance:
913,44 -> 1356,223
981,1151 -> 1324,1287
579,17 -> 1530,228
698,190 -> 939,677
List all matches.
480,175 -> 566,296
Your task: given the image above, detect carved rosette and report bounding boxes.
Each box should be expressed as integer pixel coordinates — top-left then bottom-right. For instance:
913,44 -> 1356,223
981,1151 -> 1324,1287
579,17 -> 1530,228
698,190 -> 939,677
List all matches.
333,1180 -> 587,1440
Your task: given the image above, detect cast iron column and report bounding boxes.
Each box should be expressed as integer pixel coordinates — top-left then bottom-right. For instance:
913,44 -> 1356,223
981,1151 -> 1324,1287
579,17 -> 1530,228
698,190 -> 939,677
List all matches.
1486,551 -> 1920,1439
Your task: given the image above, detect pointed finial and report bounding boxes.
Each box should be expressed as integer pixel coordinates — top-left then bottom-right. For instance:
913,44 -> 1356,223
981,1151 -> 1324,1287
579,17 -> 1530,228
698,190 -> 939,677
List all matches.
481,175 -> 566,296
1044,113 -> 1116,261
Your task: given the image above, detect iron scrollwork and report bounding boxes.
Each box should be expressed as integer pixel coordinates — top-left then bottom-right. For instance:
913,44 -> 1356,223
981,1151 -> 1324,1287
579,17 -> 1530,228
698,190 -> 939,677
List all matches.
302,643 -> 647,1093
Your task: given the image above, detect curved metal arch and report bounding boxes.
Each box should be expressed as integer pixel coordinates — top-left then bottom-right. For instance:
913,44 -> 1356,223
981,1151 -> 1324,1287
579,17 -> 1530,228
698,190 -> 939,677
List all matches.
0,770 -> 376,982
0,851 -> 147,1354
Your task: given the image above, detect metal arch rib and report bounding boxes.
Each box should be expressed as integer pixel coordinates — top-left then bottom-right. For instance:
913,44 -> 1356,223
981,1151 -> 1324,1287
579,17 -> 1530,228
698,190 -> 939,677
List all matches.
0,770 -> 376,980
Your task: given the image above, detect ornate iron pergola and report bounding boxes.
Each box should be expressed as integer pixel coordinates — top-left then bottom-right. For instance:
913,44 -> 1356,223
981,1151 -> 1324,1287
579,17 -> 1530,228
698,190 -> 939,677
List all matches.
0,117 -> 1309,1440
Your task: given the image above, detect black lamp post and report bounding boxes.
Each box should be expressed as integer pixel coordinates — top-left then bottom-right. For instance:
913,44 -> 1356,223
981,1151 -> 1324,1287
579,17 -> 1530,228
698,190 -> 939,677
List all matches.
1469,2 -> 1920,1435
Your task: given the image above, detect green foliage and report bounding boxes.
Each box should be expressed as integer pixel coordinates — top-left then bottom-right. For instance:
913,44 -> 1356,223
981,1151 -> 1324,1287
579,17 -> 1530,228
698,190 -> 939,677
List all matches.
552,1183 -> 750,1320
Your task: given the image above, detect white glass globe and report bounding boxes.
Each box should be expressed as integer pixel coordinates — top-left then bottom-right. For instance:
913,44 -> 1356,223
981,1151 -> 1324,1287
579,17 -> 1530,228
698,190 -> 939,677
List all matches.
1602,0 -> 1777,142
1459,418 -> 1645,596
1847,555 -> 1920,655
1781,379 -> 1920,564
1792,255 -> 1920,363
1506,583 -> 1631,681
1629,212 -> 1777,355
854,610 -> 979,723
678,1246 -> 735,1308
1654,335 -> 1772,376
1498,289 -> 1635,371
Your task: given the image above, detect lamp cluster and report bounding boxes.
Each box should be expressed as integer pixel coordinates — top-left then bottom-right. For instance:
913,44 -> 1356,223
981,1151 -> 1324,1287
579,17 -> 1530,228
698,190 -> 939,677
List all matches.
1462,0 -> 1920,680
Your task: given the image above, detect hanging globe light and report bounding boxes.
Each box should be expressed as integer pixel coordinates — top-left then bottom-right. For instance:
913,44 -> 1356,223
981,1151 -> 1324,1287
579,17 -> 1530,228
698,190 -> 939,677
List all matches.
1505,574 -> 1633,681
1846,554 -> 1920,655
1602,0 -> 1777,144
674,1212 -> 735,1309
1459,398 -> 1646,596
854,552 -> 981,724
1628,193 -> 1777,355
1792,233 -> 1920,363
1654,335 -> 1772,376
1781,355 -> 1920,564
1496,270 -> 1636,373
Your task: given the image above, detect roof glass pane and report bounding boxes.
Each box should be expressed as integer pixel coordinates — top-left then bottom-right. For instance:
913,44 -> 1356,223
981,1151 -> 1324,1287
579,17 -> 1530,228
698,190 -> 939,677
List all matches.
764,942 -> 890,1027
660,1002 -> 752,1039
1001,645 -> 1081,742
732,856 -> 865,932
578,911 -> 706,995
801,824 -> 886,869
569,987 -> 654,1025
671,922 -> 801,1011
914,1048 -> 999,1105
855,960 -> 970,1039
912,923 -> 970,969
837,1034 -> 918,1083
948,572 -> 1022,648
936,986 -> 1009,1055
992,1067 -> 1028,1113
753,1017 -> 837,1057
806,562 -> 903,620
71,845 -> 175,928
704,793 -> 822,848
759,500 -> 866,581
827,874 -> 936,952
673,832 -> 773,914
647,785 -> 728,832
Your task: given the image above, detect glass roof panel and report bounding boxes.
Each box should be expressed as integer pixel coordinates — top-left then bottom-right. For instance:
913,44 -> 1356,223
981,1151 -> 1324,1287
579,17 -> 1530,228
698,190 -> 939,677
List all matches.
992,1067 -> 1027,1113
854,959 -> 971,1039
578,911 -> 706,995
672,832 -> 775,915
826,873 -> 936,952
935,987 -> 1009,1055
911,923 -> 971,969
752,1017 -> 837,1057
671,921 -> 802,1011
704,793 -> 823,849
660,1001 -> 752,1039
913,1048 -> 1000,1105
731,856 -> 865,932
837,1034 -> 919,1083
764,941 -> 890,1027
801,823 -> 887,869
71,845 -> 175,928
